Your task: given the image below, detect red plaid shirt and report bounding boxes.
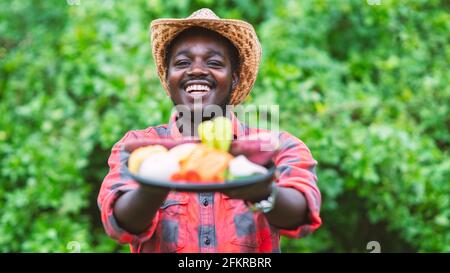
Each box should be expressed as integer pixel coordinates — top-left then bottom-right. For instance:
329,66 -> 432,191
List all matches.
98,112 -> 322,253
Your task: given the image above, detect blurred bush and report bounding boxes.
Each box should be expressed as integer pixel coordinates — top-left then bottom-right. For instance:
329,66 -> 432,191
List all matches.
0,0 -> 448,252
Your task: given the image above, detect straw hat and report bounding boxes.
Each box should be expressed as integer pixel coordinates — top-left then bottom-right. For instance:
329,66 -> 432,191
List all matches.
150,8 -> 262,105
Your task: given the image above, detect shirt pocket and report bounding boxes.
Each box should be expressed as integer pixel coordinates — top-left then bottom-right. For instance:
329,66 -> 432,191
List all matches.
222,195 -> 271,251
158,193 -> 189,252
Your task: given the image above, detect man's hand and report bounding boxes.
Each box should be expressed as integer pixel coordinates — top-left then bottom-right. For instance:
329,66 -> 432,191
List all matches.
220,172 -> 309,230
219,176 -> 274,203
113,185 -> 169,235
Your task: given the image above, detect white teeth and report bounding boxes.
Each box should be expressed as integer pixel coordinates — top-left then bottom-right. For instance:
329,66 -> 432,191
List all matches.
185,84 -> 211,93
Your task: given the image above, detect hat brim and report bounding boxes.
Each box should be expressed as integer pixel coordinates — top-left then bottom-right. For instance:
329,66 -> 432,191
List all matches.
150,18 -> 262,105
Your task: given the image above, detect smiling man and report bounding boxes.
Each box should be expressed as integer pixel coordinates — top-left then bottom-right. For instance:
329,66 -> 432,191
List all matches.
166,26 -> 239,110
165,26 -> 240,137
98,8 -> 322,253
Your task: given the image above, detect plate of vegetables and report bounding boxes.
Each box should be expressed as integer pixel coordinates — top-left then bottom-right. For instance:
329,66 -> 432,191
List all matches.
124,117 -> 278,192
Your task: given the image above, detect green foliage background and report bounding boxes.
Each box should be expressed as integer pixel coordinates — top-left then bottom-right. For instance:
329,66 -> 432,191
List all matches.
0,0 -> 448,252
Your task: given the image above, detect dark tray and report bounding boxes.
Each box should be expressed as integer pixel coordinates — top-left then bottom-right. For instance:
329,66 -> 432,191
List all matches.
123,138 -> 277,193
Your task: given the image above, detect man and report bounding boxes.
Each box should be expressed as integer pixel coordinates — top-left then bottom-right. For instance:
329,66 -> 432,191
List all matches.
98,8 -> 321,253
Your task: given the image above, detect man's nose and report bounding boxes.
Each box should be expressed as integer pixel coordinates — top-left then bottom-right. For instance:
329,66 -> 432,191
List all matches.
186,60 -> 208,76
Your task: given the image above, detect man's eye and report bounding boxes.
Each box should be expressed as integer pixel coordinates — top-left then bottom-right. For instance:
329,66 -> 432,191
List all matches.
207,61 -> 223,67
175,60 -> 190,67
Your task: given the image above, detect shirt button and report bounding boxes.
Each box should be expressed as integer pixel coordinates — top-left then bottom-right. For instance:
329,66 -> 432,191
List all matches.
203,199 -> 209,206
204,237 -> 211,245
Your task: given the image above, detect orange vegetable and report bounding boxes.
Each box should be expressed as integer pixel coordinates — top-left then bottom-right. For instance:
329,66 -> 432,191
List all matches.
174,144 -> 233,183
180,144 -> 210,172
195,150 -> 232,182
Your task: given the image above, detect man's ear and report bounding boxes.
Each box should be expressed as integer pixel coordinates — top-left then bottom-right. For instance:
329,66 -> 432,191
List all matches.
231,71 -> 239,90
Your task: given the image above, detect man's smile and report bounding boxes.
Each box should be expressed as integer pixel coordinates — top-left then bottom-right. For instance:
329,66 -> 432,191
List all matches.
182,79 -> 215,97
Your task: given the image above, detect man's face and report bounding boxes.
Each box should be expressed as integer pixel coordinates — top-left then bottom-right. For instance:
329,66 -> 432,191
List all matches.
166,29 -> 239,115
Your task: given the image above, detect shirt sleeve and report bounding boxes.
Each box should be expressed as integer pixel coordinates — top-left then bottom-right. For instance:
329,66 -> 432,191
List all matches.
97,130 -> 161,245
273,131 -> 322,238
